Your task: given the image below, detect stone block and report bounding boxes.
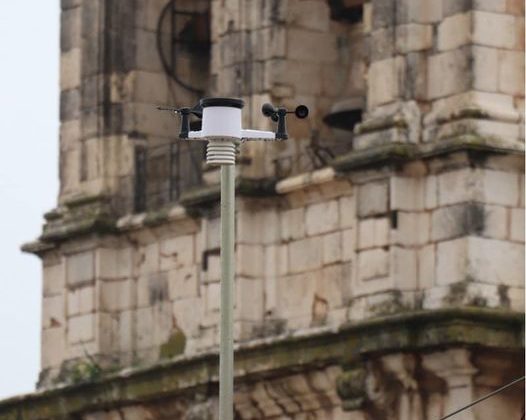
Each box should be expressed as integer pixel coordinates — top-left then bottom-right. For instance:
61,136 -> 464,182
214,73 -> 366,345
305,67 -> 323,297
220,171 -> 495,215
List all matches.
483,205 -> 508,240
339,195 -> 356,229
61,0 -> 81,10
42,328 -> 66,368
507,0 -> 525,14
437,168 -> 472,206
204,254 -> 221,283
67,286 -> 95,316
168,266 -> 199,301
237,205 -> 279,245
480,169 -> 519,207
264,247 -> 278,313
520,175 -> 525,208
424,175 -> 438,209
508,286 -> 525,312
60,48 -> 81,91
363,2 -> 373,32
437,13 -> 471,51
372,0 -> 395,29
404,0 -> 443,23
42,295 -> 65,329
283,60 -> 322,95
371,27 -> 395,61
289,237 -> 323,274
472,11 -> 516,49
468,237 -> 524,287
160,234 -> 195,271
396,24 -> 433,53
390,176 -> 424,211
135,0 -> 169,32
442,0 -> 472,16
100,279 -> 135,312
128,102 -> 180,138
498,50 -> 525,96
67,251 -> 95,288
60,7 -> 81,52
98,312 -> 119,353
510,208 -> 525,242
277,272 -> 317,319
236,277 -> 264,322
358,248 -> 389,281
68,313 -> 95,344
288,29 -> 338,62
43,263 -> 65,297
358,180 -> 389,217
275,244 -> 289,277
280,207 -> 305,241
316,265 -> 345,313
516,16 -> 525,50
131,71 -> 171,105
341,228 -> 356,263
135,29 -> 163,72
137,242 -> 160,276
431,204 -> 468,241
59,119 -> 81,152
135,307 -> 154,349
236,244 -> 264,278
137,272 -> 168,308
473,46 -> 499,92
419,244 -> 436,289
288,0 -> 330,32
394,212 -> 430,246
59,148 -> 80,197
205,282 -> 221,313
427,48 -> 470,99
323,232 -> 342,265
436,238 -> 468,285
172,297 -> 201,338
96,247 -> 132,280
367,57 -> 405,107
358,218 -> 390,249
391,247 -> 418,290
60,88 -> 80,122
117,309 -> 134,354
474,0 -> 507,11
252,26 -> 287,61
305,200 -> 339,236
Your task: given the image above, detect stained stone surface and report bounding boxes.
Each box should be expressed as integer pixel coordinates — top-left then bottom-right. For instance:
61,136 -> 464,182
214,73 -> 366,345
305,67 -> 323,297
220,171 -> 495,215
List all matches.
6,0 -> 524,419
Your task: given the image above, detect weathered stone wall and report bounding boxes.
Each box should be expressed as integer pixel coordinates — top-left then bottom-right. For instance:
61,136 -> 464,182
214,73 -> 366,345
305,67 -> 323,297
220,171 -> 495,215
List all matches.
15,0 -> 525,418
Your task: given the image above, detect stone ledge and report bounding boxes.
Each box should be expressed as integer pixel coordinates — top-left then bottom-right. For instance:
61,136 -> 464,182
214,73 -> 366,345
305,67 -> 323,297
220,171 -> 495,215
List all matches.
332,135 -> 525,173
0,308 -> 522,419
179,177 -> 277,212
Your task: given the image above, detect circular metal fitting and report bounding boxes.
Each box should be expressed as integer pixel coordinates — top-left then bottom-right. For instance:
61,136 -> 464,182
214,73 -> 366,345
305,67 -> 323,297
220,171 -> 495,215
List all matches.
206,139 -> 237,165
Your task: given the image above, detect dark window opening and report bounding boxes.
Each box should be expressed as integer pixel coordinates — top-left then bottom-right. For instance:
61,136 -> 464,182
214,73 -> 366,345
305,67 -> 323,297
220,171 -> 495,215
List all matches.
157,0 -> 211,94
329,0 -> 364,24
134,141 -> 205,213
134,146 -> 147,213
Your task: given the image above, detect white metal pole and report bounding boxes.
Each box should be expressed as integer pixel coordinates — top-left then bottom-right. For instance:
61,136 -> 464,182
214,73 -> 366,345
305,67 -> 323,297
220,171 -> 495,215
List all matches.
219,162 -> 235,420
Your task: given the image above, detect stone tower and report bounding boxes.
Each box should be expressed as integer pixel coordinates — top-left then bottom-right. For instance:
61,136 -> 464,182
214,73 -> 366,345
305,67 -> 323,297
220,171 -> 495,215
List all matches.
1,0 -> 524,418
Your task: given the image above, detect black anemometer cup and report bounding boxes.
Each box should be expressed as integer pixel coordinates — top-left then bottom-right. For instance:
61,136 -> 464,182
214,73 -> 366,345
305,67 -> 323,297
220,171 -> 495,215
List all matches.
261,103 -> 309,140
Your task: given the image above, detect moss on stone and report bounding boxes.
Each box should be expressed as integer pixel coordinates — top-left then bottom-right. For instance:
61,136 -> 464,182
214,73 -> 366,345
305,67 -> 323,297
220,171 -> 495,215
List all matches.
56,358 -> 103,386
332,134 -> 524,175
160,330 -> 187,359
0,308 -> 522,419
143,208 -> 169,227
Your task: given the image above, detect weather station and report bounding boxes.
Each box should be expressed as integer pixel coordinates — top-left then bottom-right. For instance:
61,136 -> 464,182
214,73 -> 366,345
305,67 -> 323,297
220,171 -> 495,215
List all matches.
158,98 -> 309,420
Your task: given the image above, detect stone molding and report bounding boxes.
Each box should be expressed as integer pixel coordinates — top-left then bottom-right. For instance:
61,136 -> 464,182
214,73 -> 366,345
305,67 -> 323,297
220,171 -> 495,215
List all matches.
0,308 -> 522,419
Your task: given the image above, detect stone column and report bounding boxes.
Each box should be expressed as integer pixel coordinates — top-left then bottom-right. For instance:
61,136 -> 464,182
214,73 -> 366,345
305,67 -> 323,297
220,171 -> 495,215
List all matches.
422,348 -> 478,420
